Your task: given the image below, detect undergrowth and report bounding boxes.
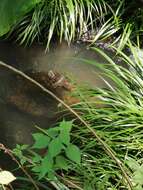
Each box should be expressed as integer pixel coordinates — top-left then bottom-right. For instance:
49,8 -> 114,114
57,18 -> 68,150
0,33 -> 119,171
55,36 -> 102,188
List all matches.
1,0 -> 142,50
0,43 -> 141,189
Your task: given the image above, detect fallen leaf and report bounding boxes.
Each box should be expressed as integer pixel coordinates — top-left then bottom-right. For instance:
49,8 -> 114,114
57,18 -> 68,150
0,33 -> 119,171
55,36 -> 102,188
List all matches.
0,171 -> 16,185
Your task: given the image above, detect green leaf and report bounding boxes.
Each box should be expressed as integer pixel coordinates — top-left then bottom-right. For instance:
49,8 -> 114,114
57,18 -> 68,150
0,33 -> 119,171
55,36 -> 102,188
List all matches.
39,154 -> 53,179
20,144 -> 29,150
126,157 -> 140,171
0,0 -> 42,36
46,127 -> 59,138
84,182 -> 94,190
134,185 -> 143,190
15,144 -> 29,151
60,120 -> 73,131
59,120 -> 73,146
32,154 -> 42,163
47,171 -> 55,180
48,137 -> 63,158
55,155 -> 69,170
32,133 -> 50,149
66,144 -> 81,164
32,165 -> 41,173
13,148 -> 24,160
20,158 -> 27,165
133,166 -> 143,185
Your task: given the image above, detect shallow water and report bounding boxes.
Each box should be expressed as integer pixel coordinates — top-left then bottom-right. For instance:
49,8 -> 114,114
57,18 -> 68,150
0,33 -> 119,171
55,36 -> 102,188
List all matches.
0,41 -> 109,149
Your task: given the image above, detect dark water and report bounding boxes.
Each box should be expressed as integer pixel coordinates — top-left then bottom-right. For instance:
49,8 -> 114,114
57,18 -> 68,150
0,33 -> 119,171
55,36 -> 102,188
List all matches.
0,41 -> 109,150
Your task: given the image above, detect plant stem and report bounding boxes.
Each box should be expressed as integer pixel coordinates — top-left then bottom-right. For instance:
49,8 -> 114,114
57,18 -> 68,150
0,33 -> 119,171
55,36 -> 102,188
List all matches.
0,61 -> 133,189
0,144 -> 39,190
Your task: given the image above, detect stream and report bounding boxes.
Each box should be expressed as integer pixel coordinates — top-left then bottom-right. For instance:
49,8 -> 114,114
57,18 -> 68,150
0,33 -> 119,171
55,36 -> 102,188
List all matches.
0,41 -> 109,149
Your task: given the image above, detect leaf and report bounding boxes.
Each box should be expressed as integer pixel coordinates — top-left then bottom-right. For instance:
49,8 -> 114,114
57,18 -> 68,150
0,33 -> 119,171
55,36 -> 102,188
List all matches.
32,154 -> 42,163
0,171 -> 16,185
32,165 -> 41,173
48,137 -> 63,158
39,154 -> 53,179
84,181 -> 94,190
66,144 -> 81,164
32,133 -> 50,149
20,144 -> 29,150
133,166 -> 143,185
59,120 -> 73,146
134,184 -> 143,190
32,154 -> 54,179
60,120 -> 73,131
126,157 -> 140,171
13,148 -> 23,158
47,171 -> 55,180
0,0 -> 42,36
55,155 -> 69,170
46,127 -> 59,138
20,158 -> 27,165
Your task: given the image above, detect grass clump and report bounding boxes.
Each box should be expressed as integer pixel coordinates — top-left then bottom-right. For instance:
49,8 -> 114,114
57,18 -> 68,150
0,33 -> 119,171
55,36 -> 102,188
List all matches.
72,44 -> 143,189
14,0 -> 113,49
1,0 -> 143,50
2,0 -> 130,50
6,0 -> 143,50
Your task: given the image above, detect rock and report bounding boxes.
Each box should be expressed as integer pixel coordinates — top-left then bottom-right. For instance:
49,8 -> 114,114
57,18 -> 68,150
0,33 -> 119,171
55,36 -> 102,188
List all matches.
6,70 -> 73,118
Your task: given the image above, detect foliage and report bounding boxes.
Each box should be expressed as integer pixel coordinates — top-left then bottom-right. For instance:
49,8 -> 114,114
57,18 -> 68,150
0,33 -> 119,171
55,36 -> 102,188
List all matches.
13,120 -> 81,182
14,0 -> 113,49
0,0 -> 143,49
126,157 -> 143,190
8,43 -> 143,189
12,43 -> 143,189
0,0 -> 128,49
0,0 -> 142,49
1,1 -> 143,189
71,43 -> 143,189
0,170 -> 16,185
0,0 -> 41,36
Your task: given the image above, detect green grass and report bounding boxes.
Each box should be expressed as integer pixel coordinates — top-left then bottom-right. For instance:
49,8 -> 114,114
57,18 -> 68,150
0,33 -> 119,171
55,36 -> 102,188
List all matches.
14,0 -> 113,49
0,0 -> 143,50
0,0 -> 142,50
71,43 -> 143,189
6,0 -> 132,51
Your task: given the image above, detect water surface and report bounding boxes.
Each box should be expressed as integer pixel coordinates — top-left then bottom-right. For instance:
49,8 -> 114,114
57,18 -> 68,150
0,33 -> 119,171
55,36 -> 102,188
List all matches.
0,41 -> 108,148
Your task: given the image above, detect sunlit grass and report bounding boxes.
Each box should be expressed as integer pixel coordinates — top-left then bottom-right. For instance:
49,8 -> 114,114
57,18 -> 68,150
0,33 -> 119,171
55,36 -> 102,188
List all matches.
3,0 -> 143,51
64,42 -> 143,189
12,0 -> 124,50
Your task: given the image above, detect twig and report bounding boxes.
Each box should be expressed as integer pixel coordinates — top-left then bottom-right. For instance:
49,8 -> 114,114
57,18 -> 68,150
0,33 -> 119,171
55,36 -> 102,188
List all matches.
0,61 -> 133,189
0,144 -> 39,190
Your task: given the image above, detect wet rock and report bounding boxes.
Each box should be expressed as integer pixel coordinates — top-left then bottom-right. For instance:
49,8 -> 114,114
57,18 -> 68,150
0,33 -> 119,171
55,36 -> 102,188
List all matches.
6,70 -> 73,118
0,70 -> 78,151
